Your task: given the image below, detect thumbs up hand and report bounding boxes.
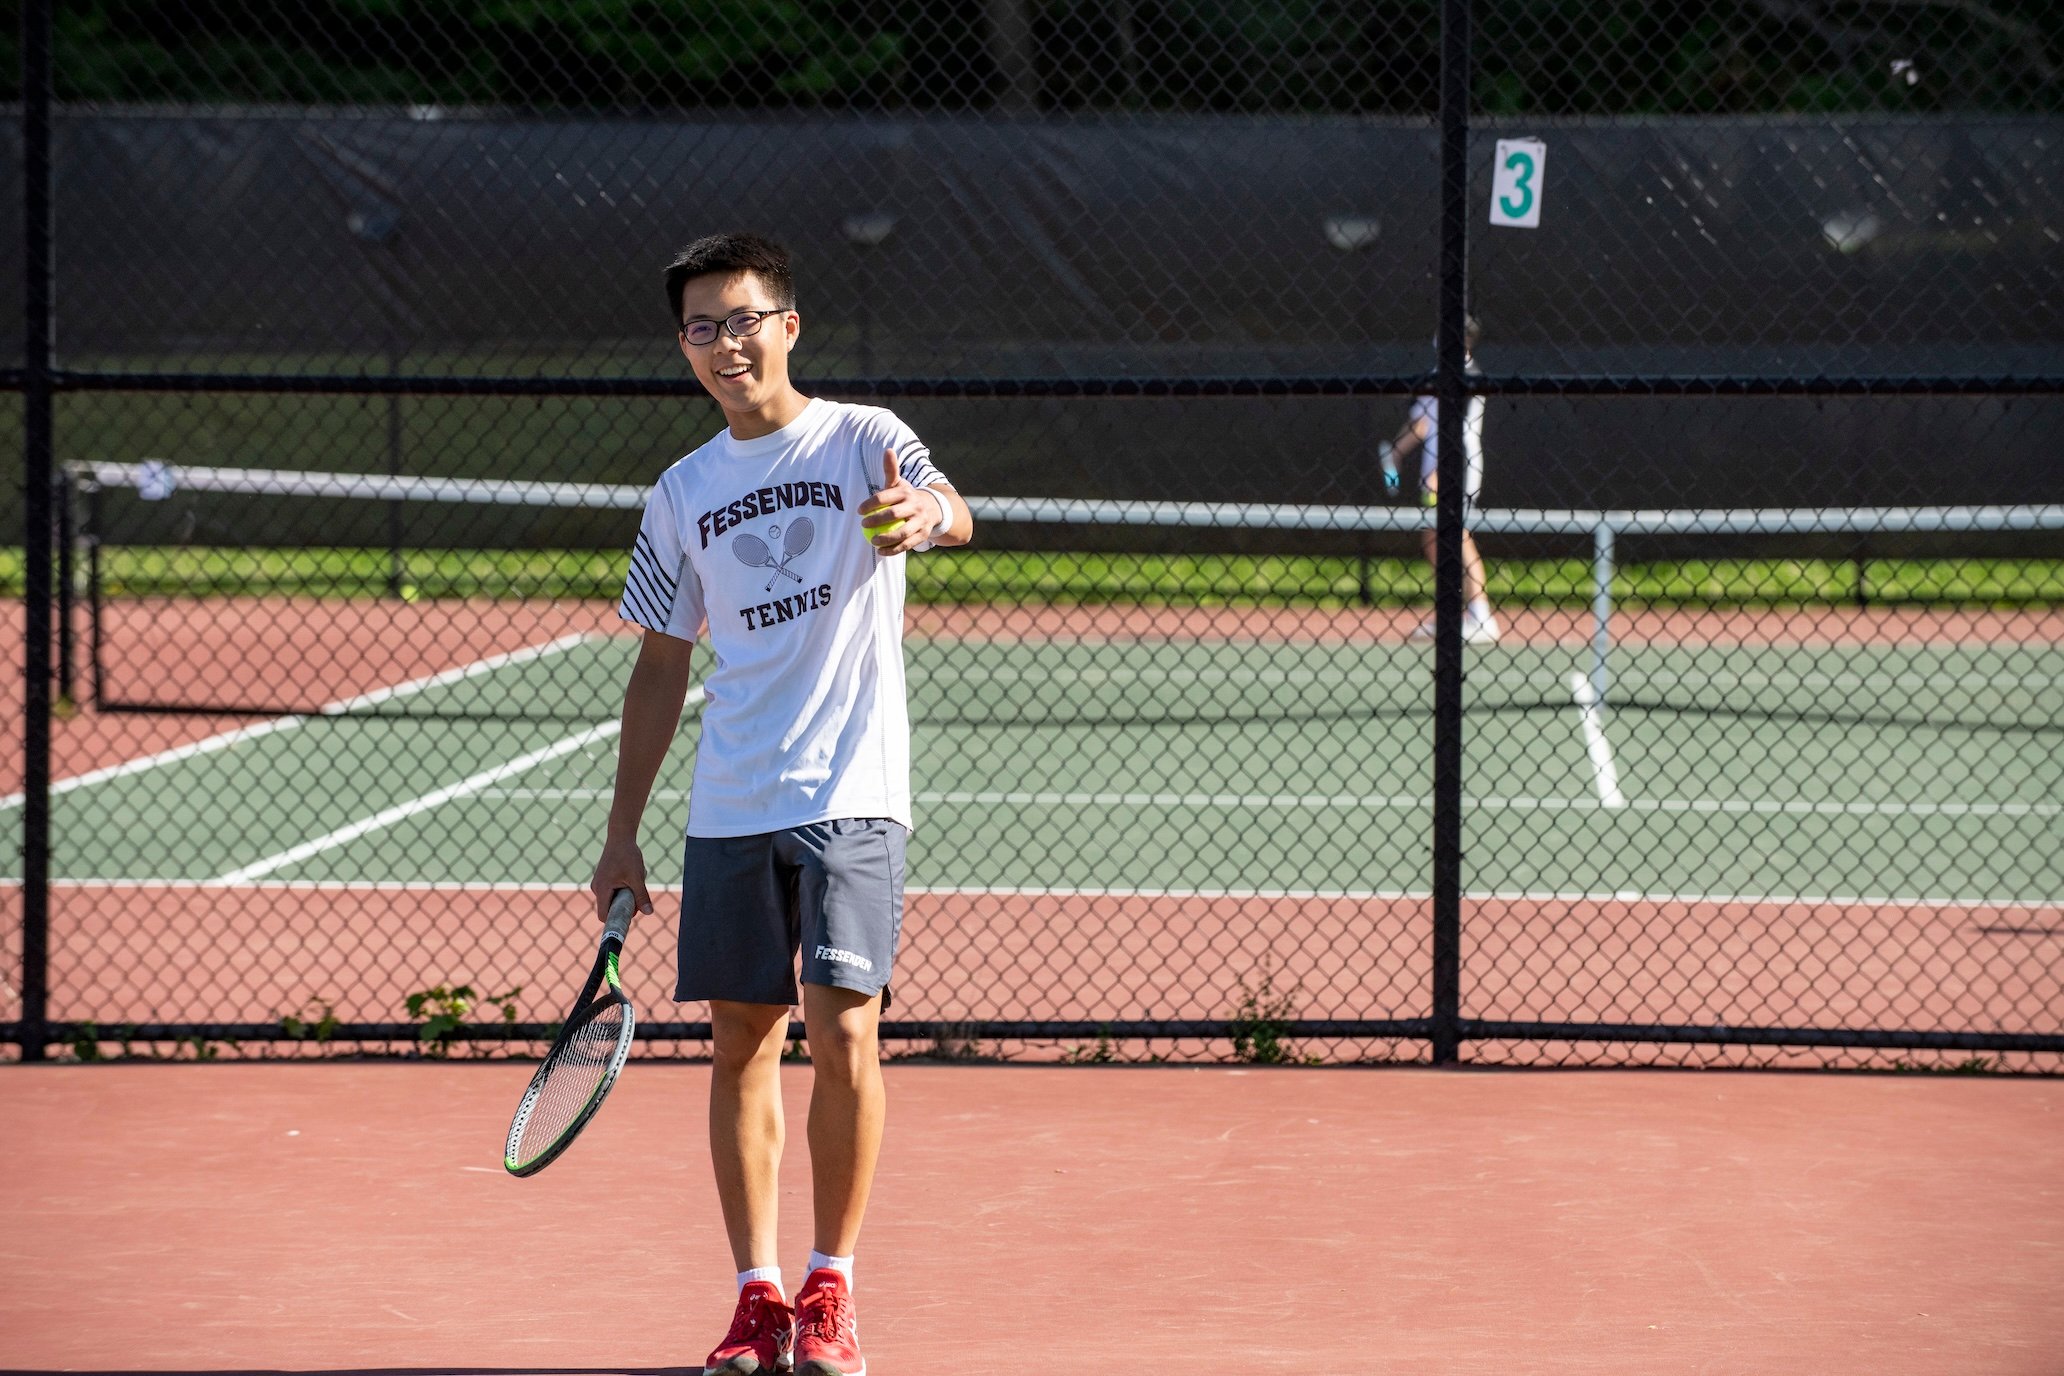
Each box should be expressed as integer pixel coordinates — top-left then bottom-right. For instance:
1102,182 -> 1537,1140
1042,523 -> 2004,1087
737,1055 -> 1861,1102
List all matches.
860,448 -> 932,555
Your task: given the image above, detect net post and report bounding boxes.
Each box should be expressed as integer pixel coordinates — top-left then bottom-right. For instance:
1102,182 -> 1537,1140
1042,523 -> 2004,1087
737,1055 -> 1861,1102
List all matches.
18,0 -> 55,1062
86,480 -> 107,708
386,383 -> 406,599
1589,520 -> 1614,710
1428,0 -> 1472,1068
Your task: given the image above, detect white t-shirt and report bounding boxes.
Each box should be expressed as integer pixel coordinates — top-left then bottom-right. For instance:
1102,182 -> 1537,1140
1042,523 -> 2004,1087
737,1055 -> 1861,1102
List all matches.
617,397 -> 948,837
1408,390 -> 1487,501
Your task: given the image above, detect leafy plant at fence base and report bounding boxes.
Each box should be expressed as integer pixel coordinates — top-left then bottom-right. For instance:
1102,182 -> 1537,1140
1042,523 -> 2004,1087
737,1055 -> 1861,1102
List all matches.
60,1023 -> 220,1062
279,998 -> 339,1044
1229,966 -> 1317,1065
1890,1054 -> 2002,1075
883,1021 -> 990,1062
404,984 -> 521,1058
67,1020 -> 106,1063
181,1034 -> 226,1061
1064,1025 -> 1120,1064
928,1022 -> 987,1062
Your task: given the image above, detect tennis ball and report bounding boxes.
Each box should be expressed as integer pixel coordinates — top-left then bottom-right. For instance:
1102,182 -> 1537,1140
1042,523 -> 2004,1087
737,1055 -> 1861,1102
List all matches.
400,583 -> 421,603
866,516 -> 906,542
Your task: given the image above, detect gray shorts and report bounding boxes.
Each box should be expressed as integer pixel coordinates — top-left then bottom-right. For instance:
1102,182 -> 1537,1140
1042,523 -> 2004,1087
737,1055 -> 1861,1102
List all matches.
677,818 -> 907,1007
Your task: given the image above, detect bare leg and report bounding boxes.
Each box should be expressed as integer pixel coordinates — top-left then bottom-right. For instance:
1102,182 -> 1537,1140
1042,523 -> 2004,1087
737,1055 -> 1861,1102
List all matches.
709,998 -> 791,1271
1461,530 -> 1489,609
801,984 -> 885,1257
1419,473 -> 1490,610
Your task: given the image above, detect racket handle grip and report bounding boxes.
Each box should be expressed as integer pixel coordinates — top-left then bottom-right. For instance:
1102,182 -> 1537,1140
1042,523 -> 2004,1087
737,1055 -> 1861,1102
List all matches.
604,888 -> 637,946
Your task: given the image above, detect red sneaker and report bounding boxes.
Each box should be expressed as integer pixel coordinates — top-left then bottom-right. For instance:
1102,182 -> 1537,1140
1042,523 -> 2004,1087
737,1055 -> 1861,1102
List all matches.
704,1279 -> 794,1375
793,1268 -> 865,1376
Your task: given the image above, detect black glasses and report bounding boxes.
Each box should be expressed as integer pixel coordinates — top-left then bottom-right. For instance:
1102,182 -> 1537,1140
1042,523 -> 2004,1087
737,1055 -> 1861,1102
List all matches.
679,308 -> 788,347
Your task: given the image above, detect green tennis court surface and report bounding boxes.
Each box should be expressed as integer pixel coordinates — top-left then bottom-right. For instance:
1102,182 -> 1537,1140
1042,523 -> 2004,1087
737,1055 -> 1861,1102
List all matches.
26,631 -> 2061,904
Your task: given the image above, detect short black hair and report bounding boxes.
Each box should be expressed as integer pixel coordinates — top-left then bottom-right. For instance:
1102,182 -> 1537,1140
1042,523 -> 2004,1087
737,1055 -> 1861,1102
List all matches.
663,232 -> 796,323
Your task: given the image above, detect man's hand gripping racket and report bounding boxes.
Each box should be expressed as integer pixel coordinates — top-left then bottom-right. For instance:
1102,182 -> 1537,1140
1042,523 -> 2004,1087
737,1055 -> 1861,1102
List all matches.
503,887 -> 639,1177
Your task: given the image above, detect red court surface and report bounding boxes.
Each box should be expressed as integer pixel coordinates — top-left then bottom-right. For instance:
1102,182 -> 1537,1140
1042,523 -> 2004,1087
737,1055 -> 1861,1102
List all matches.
6,597 -> 630,794
5,1063 -> 2061,1374
29,885 -> 2062,1060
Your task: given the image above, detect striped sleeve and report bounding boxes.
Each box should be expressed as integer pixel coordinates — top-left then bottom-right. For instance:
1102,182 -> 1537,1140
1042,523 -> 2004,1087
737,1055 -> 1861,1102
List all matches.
885,413 -> 948,492
617,480 -> 705,639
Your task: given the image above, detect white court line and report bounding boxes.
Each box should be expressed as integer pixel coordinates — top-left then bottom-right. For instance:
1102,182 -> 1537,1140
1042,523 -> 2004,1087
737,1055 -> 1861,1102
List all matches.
1614,669 -> 2064,692
481,787 -> 694,801
1569,673 -> 1628,809
210,685 -> 704,884
212,721 -> 626,883
912,791 -> 2061,817
464,786 -> 2058,818
938,663 -> 2064,691
1625,797 -> 2061,818
19,876 -> 2062,913
0,633 -> 600,812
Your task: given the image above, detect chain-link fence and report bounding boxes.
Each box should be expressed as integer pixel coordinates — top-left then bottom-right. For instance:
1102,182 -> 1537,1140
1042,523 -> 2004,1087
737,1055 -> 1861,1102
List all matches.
8,0 -> 2061,1068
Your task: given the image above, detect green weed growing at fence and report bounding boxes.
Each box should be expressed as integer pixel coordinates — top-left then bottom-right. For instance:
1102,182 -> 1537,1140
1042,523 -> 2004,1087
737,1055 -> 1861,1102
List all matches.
1063,1025 -> 1120,1064
1229,967 -> 1317,1066
279,999 -> 339,1045
404,984 -> 521,1058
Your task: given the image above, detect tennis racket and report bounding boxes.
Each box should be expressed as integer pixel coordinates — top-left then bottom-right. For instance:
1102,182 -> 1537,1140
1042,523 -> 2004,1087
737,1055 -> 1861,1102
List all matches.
781,515 -> 815,566
733,531 -> 803,587
503,887 -> 639,1177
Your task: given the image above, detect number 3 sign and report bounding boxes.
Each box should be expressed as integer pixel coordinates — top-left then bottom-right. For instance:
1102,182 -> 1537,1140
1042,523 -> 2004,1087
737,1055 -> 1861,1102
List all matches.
1490,139 -> 1546,228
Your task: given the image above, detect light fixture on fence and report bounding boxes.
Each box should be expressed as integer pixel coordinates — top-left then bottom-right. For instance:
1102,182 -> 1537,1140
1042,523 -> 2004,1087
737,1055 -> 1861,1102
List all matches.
1820,210 -> 1882,254
1322,215 -> 1380,252
347,207 -> 401,244
842,215 -> 897,376
842,213 -> 897,247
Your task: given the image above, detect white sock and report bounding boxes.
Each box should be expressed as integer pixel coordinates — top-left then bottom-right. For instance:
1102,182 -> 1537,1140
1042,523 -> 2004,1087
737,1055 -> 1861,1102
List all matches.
1467,598 -> 1492,622
738,1266 -> 783,1297
807,1250 -> 854,1287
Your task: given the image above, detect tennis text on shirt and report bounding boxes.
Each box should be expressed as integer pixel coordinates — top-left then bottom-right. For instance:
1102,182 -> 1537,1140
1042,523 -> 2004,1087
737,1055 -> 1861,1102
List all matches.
739,582 -> 835,630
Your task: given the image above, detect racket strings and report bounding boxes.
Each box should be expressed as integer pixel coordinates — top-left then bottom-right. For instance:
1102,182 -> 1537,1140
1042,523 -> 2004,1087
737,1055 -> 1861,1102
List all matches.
510,1001 -> 629,1163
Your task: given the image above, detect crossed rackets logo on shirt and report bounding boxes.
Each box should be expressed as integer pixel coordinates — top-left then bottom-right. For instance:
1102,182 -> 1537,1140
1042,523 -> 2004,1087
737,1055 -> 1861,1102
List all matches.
732,517 -> 816,591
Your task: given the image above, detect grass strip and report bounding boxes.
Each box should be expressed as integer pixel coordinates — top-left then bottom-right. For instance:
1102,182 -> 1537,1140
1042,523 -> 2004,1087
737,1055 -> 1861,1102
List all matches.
3,546 -> 2060,607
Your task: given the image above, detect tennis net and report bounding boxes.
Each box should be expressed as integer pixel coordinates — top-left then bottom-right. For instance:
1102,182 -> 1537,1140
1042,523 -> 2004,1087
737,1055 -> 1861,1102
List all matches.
59,459 -> 2064,728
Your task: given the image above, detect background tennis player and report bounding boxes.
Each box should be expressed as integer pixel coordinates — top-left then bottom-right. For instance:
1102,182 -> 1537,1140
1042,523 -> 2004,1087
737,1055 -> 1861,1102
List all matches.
591,231 -> 971,1376
1381,314 -> 1500,645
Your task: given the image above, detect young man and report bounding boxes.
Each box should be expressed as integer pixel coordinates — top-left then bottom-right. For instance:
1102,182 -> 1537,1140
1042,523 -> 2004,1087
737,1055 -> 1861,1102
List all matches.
591,232 -> 971,1376
1379,315 -> 1500,645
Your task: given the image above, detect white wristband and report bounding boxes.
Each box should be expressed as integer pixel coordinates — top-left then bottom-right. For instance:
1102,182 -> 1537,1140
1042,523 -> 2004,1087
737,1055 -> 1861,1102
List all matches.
925,487 -> 953,537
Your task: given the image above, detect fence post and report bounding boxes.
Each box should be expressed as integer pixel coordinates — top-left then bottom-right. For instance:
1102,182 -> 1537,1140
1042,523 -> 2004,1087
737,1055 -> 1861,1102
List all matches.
19,0 -> 56,1062
1429,0 -> 1472,1066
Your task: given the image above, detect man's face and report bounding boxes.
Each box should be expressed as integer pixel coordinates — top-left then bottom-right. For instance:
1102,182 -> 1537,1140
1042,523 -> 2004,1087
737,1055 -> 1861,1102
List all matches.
677,270 -> 799,413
